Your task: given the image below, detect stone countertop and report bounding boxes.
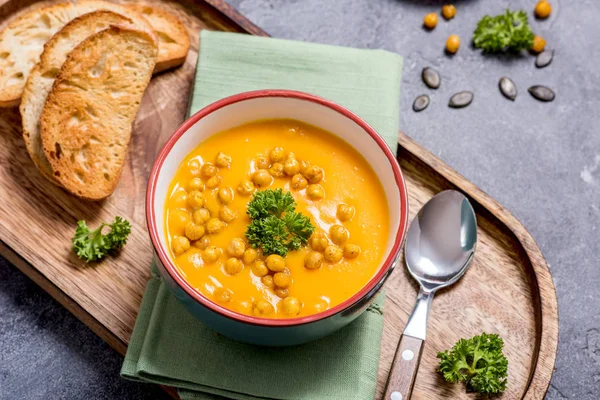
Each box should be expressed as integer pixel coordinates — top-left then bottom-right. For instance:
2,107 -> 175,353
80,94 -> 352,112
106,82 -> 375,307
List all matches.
1,0 -> 597,399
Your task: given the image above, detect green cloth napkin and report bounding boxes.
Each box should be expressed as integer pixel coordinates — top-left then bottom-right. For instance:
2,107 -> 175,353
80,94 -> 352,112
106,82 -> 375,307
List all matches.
121,30 -> 403,400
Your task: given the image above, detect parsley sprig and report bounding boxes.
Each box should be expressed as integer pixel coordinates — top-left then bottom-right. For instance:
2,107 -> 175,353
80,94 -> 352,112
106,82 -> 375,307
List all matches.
473,9 -> 534,53
245,189 -> 314,256
72,216 -> 132,262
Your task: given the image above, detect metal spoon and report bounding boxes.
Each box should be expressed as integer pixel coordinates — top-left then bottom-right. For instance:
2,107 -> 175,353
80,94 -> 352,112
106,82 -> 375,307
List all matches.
383,190 -> 477,400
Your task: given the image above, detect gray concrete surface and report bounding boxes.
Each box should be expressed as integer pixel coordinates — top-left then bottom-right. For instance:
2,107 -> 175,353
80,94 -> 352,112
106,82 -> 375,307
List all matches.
1,0 -> 597,398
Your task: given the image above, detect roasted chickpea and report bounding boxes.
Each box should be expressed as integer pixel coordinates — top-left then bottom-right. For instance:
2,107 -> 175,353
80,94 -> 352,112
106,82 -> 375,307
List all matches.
337,204 -> 356,221
219,207 -> 236,223
424,12 -> 438,29
215,152 -> 232,168
185,222 -> 205,241
343,244 -> 361,259
291,174 -> 308,190
261,275 -> 275,289
531,35 -> 546,53
283,158 -> 301,176
273,272 -> 291,288
187,190 -> 205,209
201,162 -> 218,178
253,300 -> 274,317
446,34 -> 460,54
214,287 -> 233,303
266,254 -> 286,272
186,178 -> 204,192
224,257 -> 243,275
242,248 -> 258,265
172,236 -> 190,256
535,1 -> 552,19
202,245 -> 222,263
206,218 -> 225,234
274,287 -> 289,298
310,232 -> 329,252
299,159 -> 311,174
187,159 -> 201,176
269,147 -> 285,163
329,224 -> 349,245
304,251 -> 323,269
268,163 -> 284,178
255,156 -> 270,170
251,260 -> 269,277
303,166 -> 324,183
226,238 -> 246,258
252,169 -> 273,188
194,236 -> 210,250
192,208 -> 211,225
237,179 -> 255,196
218,187 -> 234,205
307,184 -> 325,200
441,4 -> 456,20
205,175 -> 222,189
324,245 -> 343,263
281,296 -> 301,316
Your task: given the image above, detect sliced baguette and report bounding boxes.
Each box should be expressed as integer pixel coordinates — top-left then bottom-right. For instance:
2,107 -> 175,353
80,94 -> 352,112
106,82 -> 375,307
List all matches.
21,10 -> 137,183
40,26 -> 158,199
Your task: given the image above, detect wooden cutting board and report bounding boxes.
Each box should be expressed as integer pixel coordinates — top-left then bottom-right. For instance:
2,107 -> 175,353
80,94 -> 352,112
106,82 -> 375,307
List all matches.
0,1 -> 558,399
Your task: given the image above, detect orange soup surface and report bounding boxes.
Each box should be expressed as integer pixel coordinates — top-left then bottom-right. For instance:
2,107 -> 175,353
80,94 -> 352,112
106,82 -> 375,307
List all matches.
165,119 -> 389,318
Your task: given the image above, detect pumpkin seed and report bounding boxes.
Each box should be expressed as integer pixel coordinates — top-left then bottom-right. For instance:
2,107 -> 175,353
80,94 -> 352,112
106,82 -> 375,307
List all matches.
528,85 -> 555,102
422,67 -> 441,89
535,50 -> 553,68
499,77 -> 517,101
413,95 -> 430,112
448,91 -> 473,108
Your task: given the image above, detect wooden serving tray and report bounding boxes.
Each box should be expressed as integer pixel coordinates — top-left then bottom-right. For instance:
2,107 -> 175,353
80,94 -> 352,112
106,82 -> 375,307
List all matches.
0,0 -> 558,399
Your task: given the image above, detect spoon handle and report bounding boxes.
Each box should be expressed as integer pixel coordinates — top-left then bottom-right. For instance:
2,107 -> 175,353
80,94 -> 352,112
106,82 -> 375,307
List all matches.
383,334 -> 424,400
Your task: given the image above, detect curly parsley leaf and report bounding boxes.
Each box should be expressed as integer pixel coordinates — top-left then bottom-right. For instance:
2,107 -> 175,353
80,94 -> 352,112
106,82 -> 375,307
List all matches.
245,189 -> 314,256
72,216 -> 132,262
473,9 -> 534,53
437,332 -> 508,395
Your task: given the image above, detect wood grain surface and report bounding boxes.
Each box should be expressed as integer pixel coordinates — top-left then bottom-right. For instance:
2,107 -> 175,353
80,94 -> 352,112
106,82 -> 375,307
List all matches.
0,1 -> 558,399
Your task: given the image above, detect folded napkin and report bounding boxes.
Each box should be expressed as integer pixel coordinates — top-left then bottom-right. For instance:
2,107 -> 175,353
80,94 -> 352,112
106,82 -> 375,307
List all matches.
121,30 -> 403,400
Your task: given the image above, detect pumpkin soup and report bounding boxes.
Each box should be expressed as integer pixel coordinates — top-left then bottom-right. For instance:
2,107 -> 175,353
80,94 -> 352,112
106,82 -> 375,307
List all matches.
164,119 -> 389,318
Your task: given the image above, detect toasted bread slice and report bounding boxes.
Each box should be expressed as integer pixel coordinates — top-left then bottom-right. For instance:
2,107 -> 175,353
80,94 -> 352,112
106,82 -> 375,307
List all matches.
125,4 -> 190,73
40,26 -> 157,199
20,10 -> 137,183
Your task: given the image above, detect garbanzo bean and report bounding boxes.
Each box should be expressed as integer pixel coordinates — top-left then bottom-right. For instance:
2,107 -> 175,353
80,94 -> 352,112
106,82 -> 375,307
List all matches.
291,174 -> 308,190
261,275 -> 275,289
224,257 -> 243,275
242,248 -> 258,265
205,175 -> 222,189
215,152 -> 232,168
299,160 -> 311,174
273,272 -> 291,288
268,163 -> 284,178
253,300 -> 274,317
441,4 -> 456,20
274,287 -> 289,298
304,251 -> 323,269
343,244 -> 361,259
283,158 -> 300,176
192,208 -> 211,225
237,300 -> 253,315
201,162 -> 218,178
337,204 -> 355,222
187,190 -> 205,209
218,187 -> 234,205
307,184 -> 324,200
446,34 -> 460,54
170,190 -> 188,208
266,254 -> 286,272
214,287 -> 233,303
324,245 -> 343,263
194,236 -> 210,250
310,232 -> 328,252
303,166 -> 324,183
329,224 -> 349,245
187,159 -> 201,176
237,179 -> 255,196
535,1 -> 552,19
172,236 -> 190,256
269,147 -> 285,163
531,35 -> 546,53
255,156 -> 270,170
187,177 -> 204,192
226,238 -> 246,258
185,222 -> 205,241
168,209 -> 190,236
251,260 -> 269,277
202,245 -> 221,263
423,12 -> 438,29
206,218 -> 225,234
281,296 -> 301,316
286,152 -> 296,160
252,169 -> 273,188
219,207 -> 236,223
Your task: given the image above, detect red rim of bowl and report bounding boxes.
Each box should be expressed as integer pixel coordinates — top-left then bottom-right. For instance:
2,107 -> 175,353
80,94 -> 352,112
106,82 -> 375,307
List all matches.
146,89 -> 408,327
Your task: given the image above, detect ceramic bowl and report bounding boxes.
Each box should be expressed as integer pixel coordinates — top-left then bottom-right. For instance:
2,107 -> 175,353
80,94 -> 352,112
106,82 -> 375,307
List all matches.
147,90 -> 408,346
